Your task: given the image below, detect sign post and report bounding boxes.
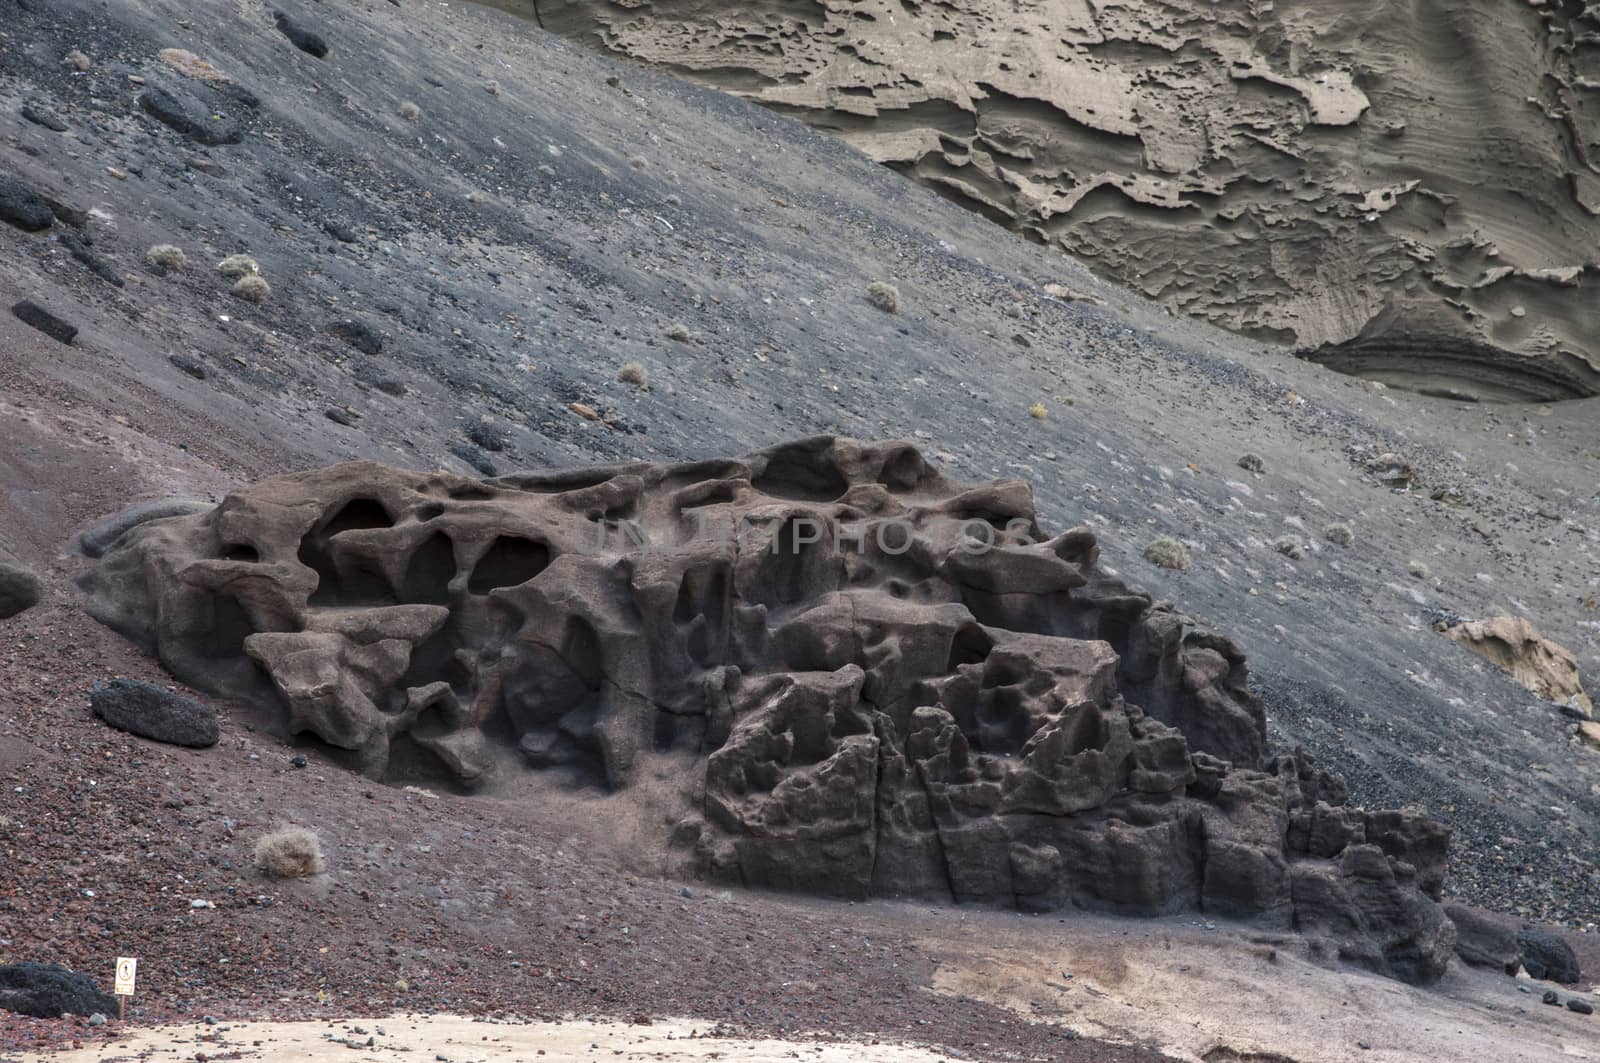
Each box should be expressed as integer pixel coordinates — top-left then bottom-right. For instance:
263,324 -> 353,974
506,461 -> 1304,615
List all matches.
113,957 -> 137,1021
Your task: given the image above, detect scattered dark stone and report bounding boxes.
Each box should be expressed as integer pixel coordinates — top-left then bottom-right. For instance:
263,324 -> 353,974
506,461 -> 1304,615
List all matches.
291,754 -> 308,768
464,421 -> 508,452
0,962 -> 119,1018
323,219 -> 357,242
325,406 -> 357,426
275,11 -> 330,58
138,86 -> 243,146
186,156 -> 224,176
354,363 -> 405,395
0,548 -> 42,620
1444,905 -> 1519,973
43,196 -> 88,228
20,100 -> 68,132
424,74 -> 446,88
60,228 -> 125,288
329,318 -> 382,356
1519,927 -> 1581,984
1238,453 -> 1265,473
169,353 -> 207,380
1570,998 -> 1595,1015
0,175 -> 54,231
90,677 -> 220,748
450,442 -> 497,476
1543,990 -> 1561,1005
11,300 -> 77,344
217,82 -> 261,109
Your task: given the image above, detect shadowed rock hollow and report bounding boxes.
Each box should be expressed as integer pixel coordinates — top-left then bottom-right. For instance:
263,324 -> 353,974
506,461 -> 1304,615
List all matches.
82,437 -> 1455,982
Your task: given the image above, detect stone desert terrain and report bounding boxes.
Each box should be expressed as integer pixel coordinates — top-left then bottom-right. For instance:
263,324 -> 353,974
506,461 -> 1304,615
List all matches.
1,0 -> 1598,1060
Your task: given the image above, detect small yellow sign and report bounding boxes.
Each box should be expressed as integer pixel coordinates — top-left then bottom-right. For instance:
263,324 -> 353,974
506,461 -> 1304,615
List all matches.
114,957 -> 138,996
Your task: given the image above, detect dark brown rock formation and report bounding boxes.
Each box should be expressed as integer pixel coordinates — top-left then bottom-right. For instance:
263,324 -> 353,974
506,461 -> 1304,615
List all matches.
80,437 -> 1455,982
534,0 -> 1600,401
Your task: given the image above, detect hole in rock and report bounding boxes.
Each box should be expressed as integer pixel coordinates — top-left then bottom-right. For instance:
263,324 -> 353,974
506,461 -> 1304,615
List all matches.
468,536 -> 551,594
401,621 -> 472,694
876,446 -> 928,492
976,686 -> 1032,754
947,623 -> 995,670
673,564 -> 729,664
675,479 -> 738,512
199,593 -> 255,659
752,448 -> 850,502
1061,703 -> 1107,755
653,711 -> 706,753
398,532 -> 458,605
221,543 -> 259,562
414,503 -> 445,522
301,533 -> 397,606
755,514 -> 839,607
321,497 -> 393,536
447,485 -> 497,501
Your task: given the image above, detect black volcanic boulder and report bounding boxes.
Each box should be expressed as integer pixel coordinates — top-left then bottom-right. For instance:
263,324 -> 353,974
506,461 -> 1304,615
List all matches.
0,175 -> 53,231
11,300 -> 77,344
0,962 -> 118,1018
1518,926 -> 1581,984
138,86 -> 243,146
275,11 -> 329,58
0,545 -> 41,619
77,437 -> 1458,983
91,678 -> 219,747
329,318 -> 382,356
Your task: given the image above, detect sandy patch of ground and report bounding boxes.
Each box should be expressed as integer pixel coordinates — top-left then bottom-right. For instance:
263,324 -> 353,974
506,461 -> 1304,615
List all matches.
29,1014 -> 952,1063
913,906 -> 1598,1063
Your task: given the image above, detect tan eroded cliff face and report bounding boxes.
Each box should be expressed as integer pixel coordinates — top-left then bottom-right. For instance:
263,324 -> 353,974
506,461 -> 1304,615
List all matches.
532,0 -> 1600,401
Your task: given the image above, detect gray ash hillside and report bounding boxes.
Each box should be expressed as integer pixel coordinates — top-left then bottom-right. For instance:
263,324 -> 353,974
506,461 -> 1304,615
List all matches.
82,437 -> 1456,983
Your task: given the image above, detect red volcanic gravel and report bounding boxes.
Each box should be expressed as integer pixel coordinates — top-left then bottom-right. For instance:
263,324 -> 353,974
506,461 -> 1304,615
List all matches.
0,599 -> 1172,1062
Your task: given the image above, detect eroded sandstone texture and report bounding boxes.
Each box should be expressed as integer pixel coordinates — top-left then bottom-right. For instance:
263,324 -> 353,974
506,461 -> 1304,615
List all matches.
535,0 -> 1600,401
82,438 -> 1454,981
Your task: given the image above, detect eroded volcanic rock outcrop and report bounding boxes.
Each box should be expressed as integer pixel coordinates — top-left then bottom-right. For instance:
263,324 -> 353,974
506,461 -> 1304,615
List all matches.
536,0 -> 1600,401
81,438 -> 1454,981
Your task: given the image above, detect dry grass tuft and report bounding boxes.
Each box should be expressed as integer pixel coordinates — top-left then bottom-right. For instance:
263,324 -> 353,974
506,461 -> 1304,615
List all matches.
666,322 -> 691,343
1028,402 -> 1048,419
617,361 -> 648,388
146,244 -> 187,271
254,826 -> 324,878
398,100 -> 421,121
866,281 -> 899,314
231,274 -> 271,303
1144,536 -> 1190,571
217,254 -> 259,277
1323,522 -> 1354,547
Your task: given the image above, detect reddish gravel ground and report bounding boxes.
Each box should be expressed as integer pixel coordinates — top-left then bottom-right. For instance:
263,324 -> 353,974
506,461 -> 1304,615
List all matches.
0,606 -> 1170,1063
